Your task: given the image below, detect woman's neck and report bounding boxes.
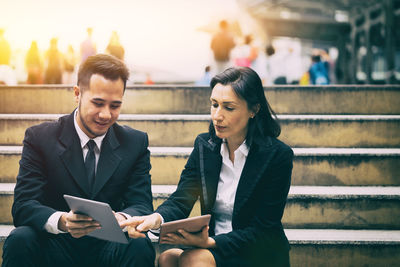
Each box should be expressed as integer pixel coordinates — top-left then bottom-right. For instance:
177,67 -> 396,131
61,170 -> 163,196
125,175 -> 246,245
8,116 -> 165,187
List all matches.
226,137 -> 246,163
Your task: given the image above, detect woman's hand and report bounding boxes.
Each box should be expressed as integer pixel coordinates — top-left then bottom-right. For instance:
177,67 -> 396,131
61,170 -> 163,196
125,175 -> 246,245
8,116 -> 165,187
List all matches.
120,213 -> 162,239
160,226 -> 216,248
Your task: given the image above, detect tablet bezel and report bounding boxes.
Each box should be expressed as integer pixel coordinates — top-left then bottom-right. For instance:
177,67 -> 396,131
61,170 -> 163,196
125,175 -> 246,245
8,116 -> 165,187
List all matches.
159,214 -> 211,241
63,194 -> 128,244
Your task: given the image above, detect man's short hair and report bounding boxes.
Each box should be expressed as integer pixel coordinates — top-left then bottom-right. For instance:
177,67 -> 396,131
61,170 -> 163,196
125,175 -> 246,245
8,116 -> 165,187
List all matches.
77,54 -> 129,91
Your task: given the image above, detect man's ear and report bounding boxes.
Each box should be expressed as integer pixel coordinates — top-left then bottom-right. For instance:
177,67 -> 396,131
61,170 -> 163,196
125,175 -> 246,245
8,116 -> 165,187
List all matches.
73,86 -> 81,104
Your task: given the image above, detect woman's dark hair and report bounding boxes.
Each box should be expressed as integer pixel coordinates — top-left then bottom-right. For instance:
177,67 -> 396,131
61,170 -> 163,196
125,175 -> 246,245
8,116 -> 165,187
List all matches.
209,67 -> 281,145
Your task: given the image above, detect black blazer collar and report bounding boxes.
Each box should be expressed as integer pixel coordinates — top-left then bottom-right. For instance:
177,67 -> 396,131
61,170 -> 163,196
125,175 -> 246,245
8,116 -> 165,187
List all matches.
233,136 -> 276,217
198,134 -> 276,218
58,111 -> 121,198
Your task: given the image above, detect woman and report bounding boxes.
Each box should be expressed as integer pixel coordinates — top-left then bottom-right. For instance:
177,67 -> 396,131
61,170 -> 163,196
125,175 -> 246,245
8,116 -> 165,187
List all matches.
121,67 -> 293,267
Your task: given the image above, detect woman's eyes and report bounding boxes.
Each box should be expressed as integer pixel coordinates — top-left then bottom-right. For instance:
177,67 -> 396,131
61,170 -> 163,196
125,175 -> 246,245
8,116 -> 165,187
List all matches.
211,103 -> 234,111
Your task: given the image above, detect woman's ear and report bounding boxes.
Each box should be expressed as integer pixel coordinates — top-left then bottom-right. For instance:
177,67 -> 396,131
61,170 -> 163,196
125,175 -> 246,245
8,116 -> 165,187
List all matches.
252,104 -> 261,116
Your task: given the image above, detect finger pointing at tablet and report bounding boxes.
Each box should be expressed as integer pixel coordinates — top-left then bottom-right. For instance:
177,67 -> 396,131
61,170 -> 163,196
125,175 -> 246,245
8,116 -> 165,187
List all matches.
120,213 -> 163,239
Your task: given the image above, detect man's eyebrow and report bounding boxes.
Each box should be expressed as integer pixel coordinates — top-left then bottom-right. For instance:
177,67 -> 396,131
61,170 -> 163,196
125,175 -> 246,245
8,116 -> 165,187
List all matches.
92,98 -> 122,104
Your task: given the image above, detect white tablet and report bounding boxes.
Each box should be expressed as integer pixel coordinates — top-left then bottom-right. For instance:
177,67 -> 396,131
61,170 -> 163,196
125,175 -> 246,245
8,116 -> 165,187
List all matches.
159,214 -> 211,240
63,194 -> 128,244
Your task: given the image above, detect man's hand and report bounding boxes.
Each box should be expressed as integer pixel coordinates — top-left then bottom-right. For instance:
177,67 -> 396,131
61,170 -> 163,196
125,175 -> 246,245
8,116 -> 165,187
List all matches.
120,213 -> 162,239
113,211 -> 127,223
58,211 -> 100,238
160,226 -> 216,248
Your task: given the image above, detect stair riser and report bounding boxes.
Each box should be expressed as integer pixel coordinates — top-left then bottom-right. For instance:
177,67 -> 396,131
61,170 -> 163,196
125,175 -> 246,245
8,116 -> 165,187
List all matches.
1,119 -> 399,147
2,195 -> 398,229
1,240 -> 398,267
284,198 -> 400,229
1,86 -> 400,114
2,154 -> 399,186
289,244 -> 400,267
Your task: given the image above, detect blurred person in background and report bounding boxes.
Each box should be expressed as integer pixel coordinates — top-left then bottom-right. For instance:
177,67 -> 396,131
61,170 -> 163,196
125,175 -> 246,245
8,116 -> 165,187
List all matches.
211,20 -> 235,74
63,44 -> 77,84
44,37 -> 63,84
0,28 -> 17,85
309,52 -> 329,85
320,48 -> 336,84
0,28 -> 11,66
144,73 -> 154,85
106,31 -> 125,61
80,27 -> 97,63
233,34 -> 258,68
25,41 -> 43,84
196,65 -> 212,85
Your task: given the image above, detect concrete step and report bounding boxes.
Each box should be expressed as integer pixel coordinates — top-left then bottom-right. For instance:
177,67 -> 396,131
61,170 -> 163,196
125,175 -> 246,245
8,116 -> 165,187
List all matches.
2,147 -> 399,186
286,229 -> 400,267
1,114 -> 399,147
1,184 -> 400,229
153,185 -> 400,230
1,225 -> 399,267
1,85 -> 400,114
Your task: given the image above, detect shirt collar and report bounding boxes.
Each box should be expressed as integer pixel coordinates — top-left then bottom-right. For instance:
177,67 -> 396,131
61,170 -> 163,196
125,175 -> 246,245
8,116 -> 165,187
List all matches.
220,139 -> 249,158
73,109 -> 106,150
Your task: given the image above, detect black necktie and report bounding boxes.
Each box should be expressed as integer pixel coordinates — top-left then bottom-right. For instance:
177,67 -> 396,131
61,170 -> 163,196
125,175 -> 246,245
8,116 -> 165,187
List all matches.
85,140 -> 96,190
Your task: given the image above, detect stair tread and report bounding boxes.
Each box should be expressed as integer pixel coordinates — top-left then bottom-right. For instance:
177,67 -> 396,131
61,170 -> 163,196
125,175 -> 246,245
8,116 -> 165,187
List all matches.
1,114 -> 400,121
1,225 -> 399,244
2,146 -> 400,156
2,184 -> 399,198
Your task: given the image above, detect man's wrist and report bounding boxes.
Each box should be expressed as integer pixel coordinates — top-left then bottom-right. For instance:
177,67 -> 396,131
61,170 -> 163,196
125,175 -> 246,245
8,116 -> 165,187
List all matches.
57,212 -> 68,232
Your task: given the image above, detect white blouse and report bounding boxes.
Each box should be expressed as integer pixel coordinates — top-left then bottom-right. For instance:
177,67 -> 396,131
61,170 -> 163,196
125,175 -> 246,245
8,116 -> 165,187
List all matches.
212,140 -> 249,235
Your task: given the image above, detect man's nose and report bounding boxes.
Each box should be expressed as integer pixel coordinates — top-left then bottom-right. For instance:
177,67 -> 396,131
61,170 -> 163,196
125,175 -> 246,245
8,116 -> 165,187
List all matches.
99,107 -> 112,120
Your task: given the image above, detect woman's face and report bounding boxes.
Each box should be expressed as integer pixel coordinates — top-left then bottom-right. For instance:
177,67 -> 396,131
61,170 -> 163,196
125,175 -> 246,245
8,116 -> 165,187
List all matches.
210,83 -> 254,144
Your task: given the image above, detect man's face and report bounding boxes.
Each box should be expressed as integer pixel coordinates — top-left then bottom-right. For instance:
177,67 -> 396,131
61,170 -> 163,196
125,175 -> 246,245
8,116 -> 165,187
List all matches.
74,74 -> 124,138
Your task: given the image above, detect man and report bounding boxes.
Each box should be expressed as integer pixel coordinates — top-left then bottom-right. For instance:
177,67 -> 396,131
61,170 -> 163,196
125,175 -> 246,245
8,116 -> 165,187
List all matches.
210,20 -> 235,74
2,54 -> 155,267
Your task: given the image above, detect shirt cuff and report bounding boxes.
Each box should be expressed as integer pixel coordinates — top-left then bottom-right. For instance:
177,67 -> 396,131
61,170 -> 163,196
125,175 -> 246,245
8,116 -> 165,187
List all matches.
117,212 -> 131,232
44,211 -> 67,234
117,212 -> 131,220
149,213 -> 164,234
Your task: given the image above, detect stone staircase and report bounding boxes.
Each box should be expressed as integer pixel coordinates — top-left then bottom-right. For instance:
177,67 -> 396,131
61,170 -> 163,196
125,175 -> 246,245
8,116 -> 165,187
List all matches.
0,85 -> 400,266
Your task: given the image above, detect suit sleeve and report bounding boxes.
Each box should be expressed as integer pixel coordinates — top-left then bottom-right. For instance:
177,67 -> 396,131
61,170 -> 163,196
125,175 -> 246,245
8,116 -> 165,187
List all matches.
212,145 -> 293,257
155,137 -> 201,222
120,133 -> 153,216
12,127 -> 57,231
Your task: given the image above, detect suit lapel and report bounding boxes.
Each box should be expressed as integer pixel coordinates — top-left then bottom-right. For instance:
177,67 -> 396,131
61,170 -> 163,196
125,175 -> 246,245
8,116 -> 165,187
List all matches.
59,112 -> 91,196
233,138 -> 277,218
91,126 -> 121,198
198,137 -> 222,213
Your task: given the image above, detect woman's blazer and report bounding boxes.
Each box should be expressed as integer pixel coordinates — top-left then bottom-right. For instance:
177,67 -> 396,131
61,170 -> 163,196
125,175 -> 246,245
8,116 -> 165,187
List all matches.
156,132 -> 293,258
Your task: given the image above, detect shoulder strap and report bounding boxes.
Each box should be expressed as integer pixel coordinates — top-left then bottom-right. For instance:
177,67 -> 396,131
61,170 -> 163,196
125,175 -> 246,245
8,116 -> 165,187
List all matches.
199,143 -> 209,210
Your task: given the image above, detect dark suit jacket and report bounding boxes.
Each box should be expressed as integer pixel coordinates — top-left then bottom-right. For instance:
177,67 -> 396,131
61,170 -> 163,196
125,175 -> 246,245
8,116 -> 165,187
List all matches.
156,132 -> 293,261
12,111 -> 153,232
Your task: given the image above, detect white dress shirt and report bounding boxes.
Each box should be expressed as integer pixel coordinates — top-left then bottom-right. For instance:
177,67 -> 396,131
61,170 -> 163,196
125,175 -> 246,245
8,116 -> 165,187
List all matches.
212,140 -> 249,235
44,110 -> 107,234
